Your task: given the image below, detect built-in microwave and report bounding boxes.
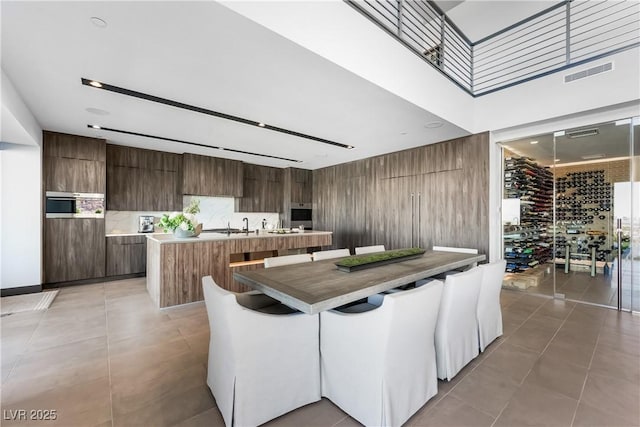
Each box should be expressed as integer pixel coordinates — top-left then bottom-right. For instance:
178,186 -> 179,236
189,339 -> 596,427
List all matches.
290,202 -> 312,230
45,191 -> 105,218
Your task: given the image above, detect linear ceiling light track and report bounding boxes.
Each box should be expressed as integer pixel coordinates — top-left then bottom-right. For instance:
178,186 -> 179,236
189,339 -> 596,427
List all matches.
81,78 -> 354,150
87,125 -> 301,163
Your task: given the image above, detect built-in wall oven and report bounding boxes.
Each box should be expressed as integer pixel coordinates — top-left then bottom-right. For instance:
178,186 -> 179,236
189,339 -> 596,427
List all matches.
45,192 -> 105,218
290,202 -> 312,230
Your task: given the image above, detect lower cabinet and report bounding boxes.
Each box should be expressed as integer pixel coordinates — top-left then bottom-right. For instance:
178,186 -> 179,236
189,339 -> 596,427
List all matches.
106,235 -> 147,276
44,219 -> 106,283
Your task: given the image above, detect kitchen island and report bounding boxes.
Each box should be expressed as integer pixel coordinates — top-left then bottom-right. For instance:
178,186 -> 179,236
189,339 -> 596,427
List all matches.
146,230 -> 332,308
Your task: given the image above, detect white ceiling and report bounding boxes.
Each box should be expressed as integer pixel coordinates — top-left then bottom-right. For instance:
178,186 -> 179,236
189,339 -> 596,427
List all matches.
1,1 -> 473,170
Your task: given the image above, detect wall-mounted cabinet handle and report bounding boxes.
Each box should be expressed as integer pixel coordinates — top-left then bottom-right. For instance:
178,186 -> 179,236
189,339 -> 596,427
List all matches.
417,192 -> 421,248
411,193 -> 415,247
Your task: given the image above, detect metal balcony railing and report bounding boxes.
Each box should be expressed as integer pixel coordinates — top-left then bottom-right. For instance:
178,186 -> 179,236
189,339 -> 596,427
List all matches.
347,0 -> 640,96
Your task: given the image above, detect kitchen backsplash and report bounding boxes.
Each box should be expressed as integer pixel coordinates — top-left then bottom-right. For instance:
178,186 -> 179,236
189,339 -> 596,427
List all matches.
105,196 -> 280,234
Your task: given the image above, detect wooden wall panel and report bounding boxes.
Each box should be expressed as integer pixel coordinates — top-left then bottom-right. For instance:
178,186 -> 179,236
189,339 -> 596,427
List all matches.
313,132 -> 489,256
106,235 -> 146,276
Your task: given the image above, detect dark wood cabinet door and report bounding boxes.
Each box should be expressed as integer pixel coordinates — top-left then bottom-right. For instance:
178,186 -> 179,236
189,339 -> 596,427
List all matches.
44,219 -> 105,283
106,145 -> 182,211
106,236 -> 146,276
43,131 -> 106,161
291,168 -> 313,203
235,164 -> 283,212
44,157 -> 105,193
182,153 -> 243,197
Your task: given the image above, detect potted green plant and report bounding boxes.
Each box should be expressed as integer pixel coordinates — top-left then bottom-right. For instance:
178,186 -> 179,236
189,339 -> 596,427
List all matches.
159,199 -> 202,238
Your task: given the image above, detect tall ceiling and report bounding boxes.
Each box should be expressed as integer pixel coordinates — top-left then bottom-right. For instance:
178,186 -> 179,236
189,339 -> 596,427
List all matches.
1,1 -> 471,170
2,1 -> 569,170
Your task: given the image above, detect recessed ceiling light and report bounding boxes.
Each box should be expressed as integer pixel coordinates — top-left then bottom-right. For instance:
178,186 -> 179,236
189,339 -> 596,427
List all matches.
88,80 -> 103,88
90,17 -> 107,28
257,122 -> 266,128
424,121 -> 443,129
530,140 -> 539,144
85,107 -> 110,115
90,124 -> 101,129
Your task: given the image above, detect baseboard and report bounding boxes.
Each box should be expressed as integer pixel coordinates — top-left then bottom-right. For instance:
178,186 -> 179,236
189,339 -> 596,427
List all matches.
1,284 -> 43,297
42,273 -> 145,289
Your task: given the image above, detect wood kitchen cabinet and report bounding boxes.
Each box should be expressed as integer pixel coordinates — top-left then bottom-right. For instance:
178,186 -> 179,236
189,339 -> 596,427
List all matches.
106,145 -> 182,211
235,164 -> 283,212
106,235 -> 147,276
43,131 -> 106,193
44,219 -> 105,283
281,167 -> 313,226
182,153 -> 243,197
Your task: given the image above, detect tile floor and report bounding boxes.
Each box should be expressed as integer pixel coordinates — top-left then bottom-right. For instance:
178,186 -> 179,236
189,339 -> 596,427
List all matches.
1,278 -> 639,426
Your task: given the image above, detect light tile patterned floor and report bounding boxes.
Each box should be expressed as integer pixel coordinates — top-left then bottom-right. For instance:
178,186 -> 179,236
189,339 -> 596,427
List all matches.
1,278 -> 639,426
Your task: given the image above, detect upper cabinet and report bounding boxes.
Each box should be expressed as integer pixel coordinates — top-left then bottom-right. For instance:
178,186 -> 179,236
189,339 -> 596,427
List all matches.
106,145 -> 182,211
235,164 -> 283,213
182,153 -> 243,197
43,131 -> 106,193
288,168 -> 313,204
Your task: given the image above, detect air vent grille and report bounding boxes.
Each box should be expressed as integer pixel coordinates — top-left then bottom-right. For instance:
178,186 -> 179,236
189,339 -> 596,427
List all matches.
564,62 -> 613,83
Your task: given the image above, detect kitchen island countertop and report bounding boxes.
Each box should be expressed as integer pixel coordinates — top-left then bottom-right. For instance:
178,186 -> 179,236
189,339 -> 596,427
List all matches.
146,230 -> 331,244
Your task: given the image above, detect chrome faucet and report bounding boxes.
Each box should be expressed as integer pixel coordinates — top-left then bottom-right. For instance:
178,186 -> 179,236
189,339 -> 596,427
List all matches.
261,218 -> 267,229
243,217 -> 249,234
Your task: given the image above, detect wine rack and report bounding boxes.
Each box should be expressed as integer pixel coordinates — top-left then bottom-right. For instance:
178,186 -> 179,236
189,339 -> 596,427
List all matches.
503,157 -> 553,273
554,169 -> 613,263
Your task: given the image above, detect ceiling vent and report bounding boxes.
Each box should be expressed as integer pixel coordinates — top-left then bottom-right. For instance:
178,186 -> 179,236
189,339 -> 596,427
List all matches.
567,128 -> 599,139
564,62 -> 613,83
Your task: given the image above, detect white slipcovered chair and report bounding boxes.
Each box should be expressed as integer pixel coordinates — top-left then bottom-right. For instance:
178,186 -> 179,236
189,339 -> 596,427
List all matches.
435,267 -> 483,381
321,280 -> 444,427
477,259 -> 507,352
202,276 -> 321,427
263,253 -> 312,268
312,248 -> 350,261
354,245 -> 385,255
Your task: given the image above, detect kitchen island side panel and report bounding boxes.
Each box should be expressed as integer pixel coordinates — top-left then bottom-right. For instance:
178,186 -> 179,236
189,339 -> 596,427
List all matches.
147,233 -> 332,308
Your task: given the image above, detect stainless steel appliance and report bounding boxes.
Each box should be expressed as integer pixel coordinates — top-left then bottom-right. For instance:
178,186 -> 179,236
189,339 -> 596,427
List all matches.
290,202 -> 312,230
45,191 -> 104,218
138,215 -> 155,233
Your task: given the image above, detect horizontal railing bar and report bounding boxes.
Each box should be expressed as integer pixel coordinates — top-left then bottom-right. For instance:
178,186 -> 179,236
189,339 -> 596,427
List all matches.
474,41 -> 566,76
474,26 -> 565,68
476,62 -> 561,90
572,18 -> 640,45
444,26 -> 473,57
362,0 -> 399,29
402,6 -> 443,46
426,0 -> 473,45
474,13 -> 566,57
571,0 -> 632,22
572,32 -> 640,57
474,53 -> 566,86
372,0 -> 399,14
475,43 -> 640,96
441,53 -> 472,79
472,0 -> 568,45
571,3 -> 639,31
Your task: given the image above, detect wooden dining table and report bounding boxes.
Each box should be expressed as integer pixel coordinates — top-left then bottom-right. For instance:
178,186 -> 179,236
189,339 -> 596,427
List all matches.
233,250 -> 486,314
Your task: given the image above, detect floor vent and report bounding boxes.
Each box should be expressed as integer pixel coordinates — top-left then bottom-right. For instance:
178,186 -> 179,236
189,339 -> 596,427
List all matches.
564,62 -> 613,83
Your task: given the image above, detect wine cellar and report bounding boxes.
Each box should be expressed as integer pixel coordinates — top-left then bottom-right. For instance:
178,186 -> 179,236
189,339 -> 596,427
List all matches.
503,154 -> 630,278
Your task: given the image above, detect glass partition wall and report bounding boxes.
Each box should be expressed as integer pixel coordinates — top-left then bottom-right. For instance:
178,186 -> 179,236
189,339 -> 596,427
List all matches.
500,118 -> 639,312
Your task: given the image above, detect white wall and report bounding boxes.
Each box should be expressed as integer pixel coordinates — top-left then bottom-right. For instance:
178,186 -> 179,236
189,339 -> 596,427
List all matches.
221,1 -> 476,132
1,69 -> 43,289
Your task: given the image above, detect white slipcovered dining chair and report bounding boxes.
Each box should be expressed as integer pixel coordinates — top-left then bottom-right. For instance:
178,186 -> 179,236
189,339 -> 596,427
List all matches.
312,248 -> 350,261
354,245 -> 385,255
263,253 -> 312,268
321,280 -> 444,427
435,267 -> 483,381
477,259 -> 507,352
202,276 -> 321,427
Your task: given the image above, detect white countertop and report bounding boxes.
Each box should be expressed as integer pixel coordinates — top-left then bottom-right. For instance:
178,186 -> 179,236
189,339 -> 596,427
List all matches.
146,230 -> 332,244
106,232 -> 168,237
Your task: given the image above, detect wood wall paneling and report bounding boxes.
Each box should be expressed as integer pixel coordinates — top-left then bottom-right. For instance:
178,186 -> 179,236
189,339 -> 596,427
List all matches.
44,219 -> 106,283
313,132 -> 489,255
